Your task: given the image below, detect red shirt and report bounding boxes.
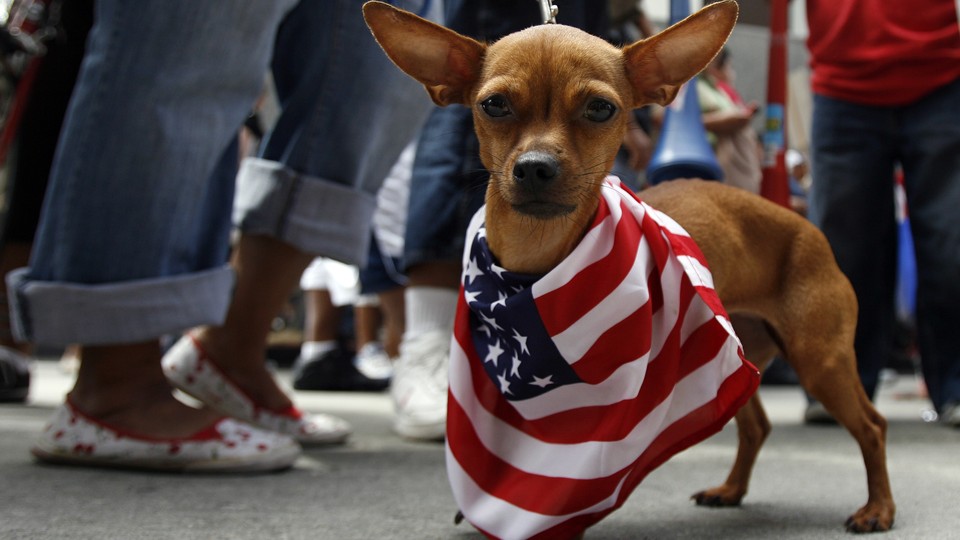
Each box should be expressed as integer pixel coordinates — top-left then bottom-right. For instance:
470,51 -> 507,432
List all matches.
806,0 -> 960,106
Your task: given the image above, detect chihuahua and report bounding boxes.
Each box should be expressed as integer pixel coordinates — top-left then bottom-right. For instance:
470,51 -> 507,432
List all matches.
363,1 -> 894,537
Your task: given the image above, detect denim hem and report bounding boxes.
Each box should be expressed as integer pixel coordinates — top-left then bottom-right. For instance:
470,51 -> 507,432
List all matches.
6,265 -> 235,347
233,157 -> 377,265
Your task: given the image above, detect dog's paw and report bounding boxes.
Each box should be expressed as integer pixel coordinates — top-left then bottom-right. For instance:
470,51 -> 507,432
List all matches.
845,501 -> 895,533
691,486 -> 745,507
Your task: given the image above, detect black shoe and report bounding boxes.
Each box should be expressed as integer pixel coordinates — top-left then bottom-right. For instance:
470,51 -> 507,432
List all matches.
941,402 -> 960,428
803,401 -> 838,425
292,348 -> 390,392
761,357 -> 799,386
0,346 -> 30,403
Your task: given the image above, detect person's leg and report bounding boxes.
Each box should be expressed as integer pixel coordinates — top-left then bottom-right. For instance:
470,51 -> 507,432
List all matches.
302,289 -> 341,353
394,102 -> 485,439
354,300 -> 382,353
185,0 -> 437,403
352,238 -> 407,381
377,287 -> 406,359
808,93 -> 900,401
285,257 -> 389,391
7,0 -> 297,438
898,78 -> 960,417
192,234 -> 313,411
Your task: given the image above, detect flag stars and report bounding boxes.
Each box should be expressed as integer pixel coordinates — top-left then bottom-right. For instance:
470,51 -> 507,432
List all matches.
510,353 -> 522,379
485,340 -> 505,365
464,257 -> 483,285
530,374 -> 553,388
497,371 -> 512,395
464,289 -> 481,305
491,292 -> 508,310
491,264 -> 506,279
480,312 -> 502,332
511,328 -> 529,355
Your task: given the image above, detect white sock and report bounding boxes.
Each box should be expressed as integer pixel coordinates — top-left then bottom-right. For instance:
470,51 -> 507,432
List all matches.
404,286 -> 458,340
300,340 -> 337,361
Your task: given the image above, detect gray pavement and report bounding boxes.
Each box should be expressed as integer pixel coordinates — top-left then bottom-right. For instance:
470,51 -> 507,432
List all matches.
1,359 -> 957,540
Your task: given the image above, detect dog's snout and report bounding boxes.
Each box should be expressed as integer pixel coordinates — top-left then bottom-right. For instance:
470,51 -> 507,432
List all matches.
513,151 -> 560,188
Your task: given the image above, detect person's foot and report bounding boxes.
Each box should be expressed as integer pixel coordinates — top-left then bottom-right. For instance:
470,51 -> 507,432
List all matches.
70,382 -> 224,439
391,329 -> 449,441
69,342 -> 223,439
186,329 -> 293,413
163,335 -> 351,445
292,346 -> 390,392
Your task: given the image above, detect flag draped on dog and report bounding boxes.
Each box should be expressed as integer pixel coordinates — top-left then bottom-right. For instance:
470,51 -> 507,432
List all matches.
446,176 -> 760,540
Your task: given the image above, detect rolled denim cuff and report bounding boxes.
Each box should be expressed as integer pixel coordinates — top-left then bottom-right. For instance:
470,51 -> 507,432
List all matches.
233,158 -> 377,265
6,265 -> 235,347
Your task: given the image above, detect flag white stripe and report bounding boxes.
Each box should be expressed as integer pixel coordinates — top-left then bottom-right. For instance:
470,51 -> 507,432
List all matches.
552,233 -> 654,363
647,248 -> 684,362
678,254 -> 715,290
646,204 -> 691,238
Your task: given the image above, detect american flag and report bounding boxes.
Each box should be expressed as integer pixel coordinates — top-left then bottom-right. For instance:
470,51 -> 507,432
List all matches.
446,176 -> 760,539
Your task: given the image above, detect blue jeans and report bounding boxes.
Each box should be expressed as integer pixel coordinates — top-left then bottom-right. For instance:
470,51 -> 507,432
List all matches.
809,78 -> 960,411
7,0 -> 437,347
234,0 -> 439,263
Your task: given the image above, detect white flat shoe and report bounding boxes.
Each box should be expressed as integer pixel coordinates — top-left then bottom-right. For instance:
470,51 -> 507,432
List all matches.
32,399 -> 300,473
162,335 -> 352,446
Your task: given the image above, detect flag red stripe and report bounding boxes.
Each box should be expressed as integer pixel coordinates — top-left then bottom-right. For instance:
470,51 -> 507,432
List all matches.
663,228 -> 710,268
569,299 -> 653,384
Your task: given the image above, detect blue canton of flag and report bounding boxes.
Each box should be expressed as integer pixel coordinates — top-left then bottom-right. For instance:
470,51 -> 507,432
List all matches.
463,227 -> 581,400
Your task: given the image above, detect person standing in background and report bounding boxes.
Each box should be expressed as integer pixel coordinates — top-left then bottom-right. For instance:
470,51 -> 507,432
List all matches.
804,0 -> 960,426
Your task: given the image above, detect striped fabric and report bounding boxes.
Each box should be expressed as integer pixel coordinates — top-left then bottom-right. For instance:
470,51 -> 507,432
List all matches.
447,176 -> 759,539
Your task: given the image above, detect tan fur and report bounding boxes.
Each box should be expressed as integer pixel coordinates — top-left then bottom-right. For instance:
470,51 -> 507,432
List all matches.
364,0 -> 894,533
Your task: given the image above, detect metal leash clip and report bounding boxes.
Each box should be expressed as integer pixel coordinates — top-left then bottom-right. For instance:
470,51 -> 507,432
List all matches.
538,0 -> 557,24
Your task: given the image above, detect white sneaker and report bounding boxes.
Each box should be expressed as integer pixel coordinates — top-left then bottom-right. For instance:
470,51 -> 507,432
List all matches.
354,343 -> 394,381
391,329 -> 450,440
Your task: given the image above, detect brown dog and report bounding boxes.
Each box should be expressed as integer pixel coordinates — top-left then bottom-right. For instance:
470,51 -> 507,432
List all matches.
363,0 -> 894,534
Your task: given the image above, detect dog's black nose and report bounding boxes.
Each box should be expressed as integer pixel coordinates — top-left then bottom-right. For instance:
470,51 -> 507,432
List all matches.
513,151 -> 559,189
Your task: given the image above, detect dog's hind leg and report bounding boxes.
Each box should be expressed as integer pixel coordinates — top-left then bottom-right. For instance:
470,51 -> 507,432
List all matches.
793,349 -> 896,532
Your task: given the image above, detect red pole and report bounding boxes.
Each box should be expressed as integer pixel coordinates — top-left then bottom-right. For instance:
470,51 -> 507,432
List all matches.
759,0 -> 790,207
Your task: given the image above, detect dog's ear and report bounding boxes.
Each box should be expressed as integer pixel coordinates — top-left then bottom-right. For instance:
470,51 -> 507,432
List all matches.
363,1 -> 485,106
622,0 -> 738,108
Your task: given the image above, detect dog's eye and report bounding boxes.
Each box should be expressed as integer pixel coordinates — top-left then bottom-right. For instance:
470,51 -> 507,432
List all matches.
584,99 -> 616,122
480,95 -> 512,118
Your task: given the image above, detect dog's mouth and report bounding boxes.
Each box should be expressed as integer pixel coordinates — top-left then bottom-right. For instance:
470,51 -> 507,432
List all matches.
511,200 -> 577,219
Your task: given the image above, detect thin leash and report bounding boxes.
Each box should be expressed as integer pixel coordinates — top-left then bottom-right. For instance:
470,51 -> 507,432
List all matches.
537,0 -> 558,24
